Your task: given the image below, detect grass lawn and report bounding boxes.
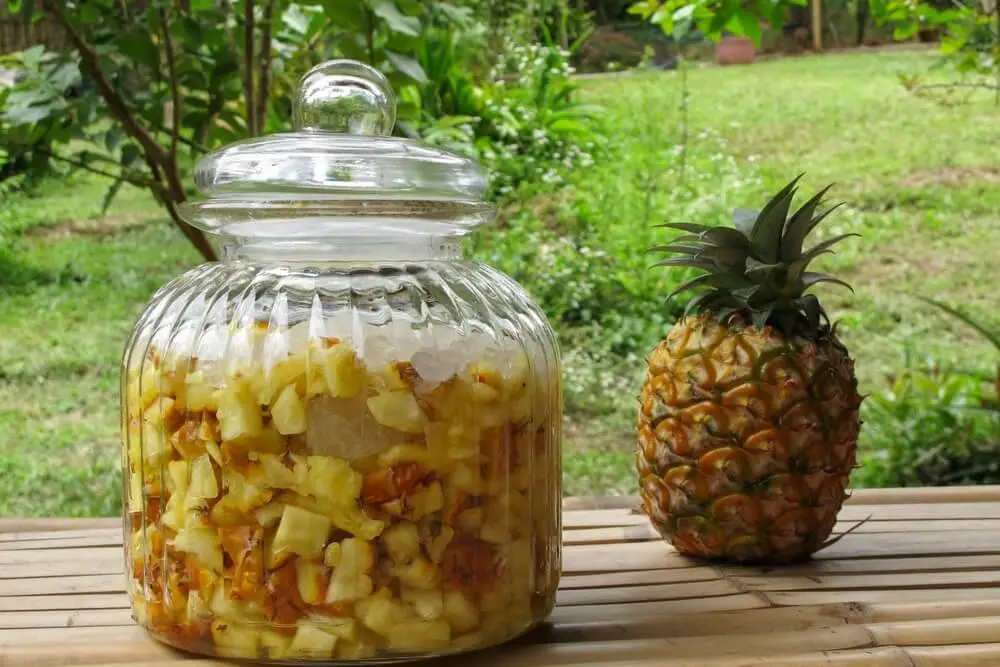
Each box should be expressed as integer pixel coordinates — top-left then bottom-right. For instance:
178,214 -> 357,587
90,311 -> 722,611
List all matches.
2,49 -> 998,516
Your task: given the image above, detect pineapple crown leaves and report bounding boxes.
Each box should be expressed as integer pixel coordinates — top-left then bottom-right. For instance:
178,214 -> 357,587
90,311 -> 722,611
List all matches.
651,175 -> 858,333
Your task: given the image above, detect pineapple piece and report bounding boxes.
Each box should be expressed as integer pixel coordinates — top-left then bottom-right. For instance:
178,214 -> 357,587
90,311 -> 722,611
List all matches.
166,459 -> 189,494
272,384 -> 307,435
357,593 -> 413,638
204,440 -> 223,465
216,379 -> 263,442
186,590 -> 211,624
138,419 -> 170,467
382,523 -> 420,564
337,638 -> 378,659
479,518 -> 510,545
402,586 -> 444,621
287,622 -> 339,658
443,589 -> 480,633
320,343 -> 366,398
450,463 -> 482,494
389,618 -> 451,651
367,391 -> 426,434
323,542 -> 342,567
410,481 -> 444,520
211,619 -> 258,658
325,537 -> 375,604
255,501 -> 285,528
308,614 -> 359,643
161,492 -> 186,532
251,453 -> 297,489
260,630 -> 293,659
297,560 -> 330,605
395,557 -> 441,591
500,354 -> 530,399
126,473 -> 143,513
184,454 -> 218,511
171,524 -> 223,572
184,370 -> 218,412
270,505 -> 331,567
456,507 -> 485,531
278,489 -> 385,541
470,381 -> 501,404
217,468 -> 272,514
427,525 -> 455,564
378,443 -> 431,467
259,354 -> 307,406
293,455 -> 362,506
468,361 -> 502,390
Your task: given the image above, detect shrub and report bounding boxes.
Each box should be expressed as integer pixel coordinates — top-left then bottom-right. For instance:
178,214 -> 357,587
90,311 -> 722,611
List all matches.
855,358 -> 1000,487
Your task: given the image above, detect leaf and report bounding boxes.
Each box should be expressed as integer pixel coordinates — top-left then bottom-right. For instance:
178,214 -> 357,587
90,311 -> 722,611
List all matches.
385,50 -> 427,83
659,222 -> 715,234
121,144 -> 141,169
373,1 -> 421,36
780,185 -> 836,261
752,174 -> 803,261
101,178 -> 124,214
667,274 -> 716,301
652,257 -> 718,271
734,9 -> 763,47
800,233 -> 860,264
802,272 -> 855,293
917,296 -> 1000,352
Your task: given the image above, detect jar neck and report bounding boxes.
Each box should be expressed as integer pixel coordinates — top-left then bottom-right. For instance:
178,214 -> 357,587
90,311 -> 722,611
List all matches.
221,237 -> 464,263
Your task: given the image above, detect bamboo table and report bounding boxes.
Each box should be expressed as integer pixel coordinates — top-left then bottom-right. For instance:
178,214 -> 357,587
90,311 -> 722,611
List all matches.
1,486 -> 999,667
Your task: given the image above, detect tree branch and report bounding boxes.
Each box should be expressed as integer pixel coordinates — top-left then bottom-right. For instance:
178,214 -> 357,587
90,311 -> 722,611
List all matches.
37,149 -> 163,193
255,0 -> 275,133
43,0 -> 171,170
243,0 -> 257,135
157,4 -> 182,163
363,5 -> 376,65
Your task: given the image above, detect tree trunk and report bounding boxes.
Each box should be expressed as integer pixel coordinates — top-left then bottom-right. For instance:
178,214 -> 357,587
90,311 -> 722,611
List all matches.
856,0 -> 869,46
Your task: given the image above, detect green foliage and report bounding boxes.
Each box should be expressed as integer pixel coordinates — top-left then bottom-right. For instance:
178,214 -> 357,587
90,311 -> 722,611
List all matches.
629,0 -> 807,45
855,359 -> 1000,487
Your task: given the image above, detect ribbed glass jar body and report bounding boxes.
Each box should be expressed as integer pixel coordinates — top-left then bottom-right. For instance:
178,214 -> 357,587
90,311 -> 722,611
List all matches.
120,252 -> 561,662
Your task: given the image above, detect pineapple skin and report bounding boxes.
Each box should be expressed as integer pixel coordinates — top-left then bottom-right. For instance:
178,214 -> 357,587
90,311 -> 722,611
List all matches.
637,316 -> 862,564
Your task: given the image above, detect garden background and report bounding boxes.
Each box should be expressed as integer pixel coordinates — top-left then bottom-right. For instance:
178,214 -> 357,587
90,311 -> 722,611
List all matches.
0,0 -> 997,516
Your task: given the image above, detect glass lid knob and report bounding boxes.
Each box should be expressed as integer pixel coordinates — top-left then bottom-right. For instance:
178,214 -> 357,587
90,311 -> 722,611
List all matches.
292,60 -> 396,135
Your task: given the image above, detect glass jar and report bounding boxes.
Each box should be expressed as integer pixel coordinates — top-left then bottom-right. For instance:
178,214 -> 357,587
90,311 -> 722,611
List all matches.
120,60 -> 561,662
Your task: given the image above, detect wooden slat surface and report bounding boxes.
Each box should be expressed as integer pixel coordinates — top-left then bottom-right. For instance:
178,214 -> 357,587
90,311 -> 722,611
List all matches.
0,486 -> 998,666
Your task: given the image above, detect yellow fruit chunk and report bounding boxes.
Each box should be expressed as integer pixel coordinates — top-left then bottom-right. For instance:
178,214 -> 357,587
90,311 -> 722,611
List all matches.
323,542 -> 342,567
260,630 -> 293,659
401,586 -> 444,620
211,619 -> 258,658
444,589 -> 480,633
308,614 -> 358,640
297,560 -> 330,605
272,384 -> 307,435
382,523 -> 420,564
287,622 -> 339,658
255,501 -> 285,528
251,453 -> 296,490
172,524 -> 223,572
184,371 -> 217,412
325,537 -> 375,604
184,454 -> 218,511
216,380 -> 263,442
409,481 -> 444,520
320,343 -> 366,398
388,618 -> 451,651
259,354 -> 307,406
357,594 -> 409,638
367,391 -> 426,434
426,525 -> 455,564
395,557 -> 440,591
166,459 -> 189,494
270,505 -> 331,567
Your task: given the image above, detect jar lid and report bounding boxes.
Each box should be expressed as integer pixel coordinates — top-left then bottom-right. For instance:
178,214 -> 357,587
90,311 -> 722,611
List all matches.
180,60 -> 492,239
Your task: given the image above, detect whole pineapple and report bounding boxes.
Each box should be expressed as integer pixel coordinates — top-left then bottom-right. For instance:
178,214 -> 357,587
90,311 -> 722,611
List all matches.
637,177 -> 862,564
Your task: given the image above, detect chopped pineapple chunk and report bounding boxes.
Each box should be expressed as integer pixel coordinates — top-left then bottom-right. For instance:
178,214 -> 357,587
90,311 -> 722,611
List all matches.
186,590 -> 211,624
337,638 -> 378,659
171,524 -> 223,572
259,354 -> 307,406
410,481 -> 444,520
389,618 -> 451,651
357,594 -> 409,638
395,557 -> 440,590
251,453 -> 296,489
402,586 -> 444,621
293,455 -> 362,506
217,468 -> 272,514
320,343 -> 366,398
184,371 -> 217,412
272,384 -> 307,435
270,505 -> 331,567
325,537 -> 375,604
255,501 -> 285,528
287,622 -> 339,658
426,525 -> 455,564
444,589 -> 480,633
216,380 -> 263,442
166,459 -> 189,494
323,542 -> 342,567
297,560 -> 329,605
367,391 -> 426,434
382,523 -> 420,564
260,630 -> 293,659
308,614 -> 359,640
184,454 -> 218,511
211,619 -> 258,658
